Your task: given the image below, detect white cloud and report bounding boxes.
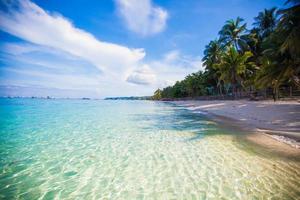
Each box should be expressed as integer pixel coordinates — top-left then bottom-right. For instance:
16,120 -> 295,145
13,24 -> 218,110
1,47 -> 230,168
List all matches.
162,50 -> 203,69
0,0 -> 202,98
149,50 -> 203,88
2,43 -> 41,55
2,42 -> 80,61
163,50 -> 180,62
126,64 -> 156,85
116,0 -> 168,36
125,50 -> 203,88
1,67 -> 102,90
0,42 -> 98,74
0,0 -> 145,74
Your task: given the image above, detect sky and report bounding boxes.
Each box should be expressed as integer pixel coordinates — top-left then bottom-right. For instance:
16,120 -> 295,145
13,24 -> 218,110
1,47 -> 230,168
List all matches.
0,0 -> 284,98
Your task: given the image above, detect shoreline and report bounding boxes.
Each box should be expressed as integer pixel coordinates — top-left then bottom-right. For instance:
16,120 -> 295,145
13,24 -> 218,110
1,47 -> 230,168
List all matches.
171,100 -> 300,157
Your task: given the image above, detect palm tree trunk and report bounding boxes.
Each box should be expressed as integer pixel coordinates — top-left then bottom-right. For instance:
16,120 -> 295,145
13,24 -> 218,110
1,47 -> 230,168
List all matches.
232,84 -> 237,99
218,80 -> 223,97
272,86 -> 279,101
219,85 -> 223,96
264,88 -> 267,99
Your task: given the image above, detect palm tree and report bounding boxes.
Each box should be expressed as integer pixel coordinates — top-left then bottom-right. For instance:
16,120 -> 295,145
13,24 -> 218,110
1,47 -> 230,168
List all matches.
258,0 -> 300,89
203,40 -> 222,64
257,29 -> 298,101
250,8 -> 277,62
278,0 -> 300,57
152,2 -> 299,100
245,8 -> 277,90
152,89 -> 162,100
253,7 -> 278,38
219,17 -> 249,51
202,40 -> 224,95
255,33 -> 292,101
216,47 -> 254,98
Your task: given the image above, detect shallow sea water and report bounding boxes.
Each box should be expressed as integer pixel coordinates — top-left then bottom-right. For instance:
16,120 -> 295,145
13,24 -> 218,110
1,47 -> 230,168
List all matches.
0,99 -> 299,199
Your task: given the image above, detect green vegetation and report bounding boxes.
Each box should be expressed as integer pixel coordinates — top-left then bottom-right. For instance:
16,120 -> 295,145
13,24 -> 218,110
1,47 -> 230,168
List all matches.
152,0 -> 300,101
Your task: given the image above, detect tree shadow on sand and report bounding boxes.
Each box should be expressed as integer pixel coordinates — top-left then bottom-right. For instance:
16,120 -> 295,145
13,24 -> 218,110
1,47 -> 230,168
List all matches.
131,102 -> 300,162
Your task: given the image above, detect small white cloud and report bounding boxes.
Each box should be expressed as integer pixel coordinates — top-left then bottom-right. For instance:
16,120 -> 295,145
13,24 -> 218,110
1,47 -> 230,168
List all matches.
148,50 -> 203,88
158,80 -> 175,88
162,50 -> 203,69
126,65 -> 156,85
116,0 -> 168,36
163,50 -> 180,63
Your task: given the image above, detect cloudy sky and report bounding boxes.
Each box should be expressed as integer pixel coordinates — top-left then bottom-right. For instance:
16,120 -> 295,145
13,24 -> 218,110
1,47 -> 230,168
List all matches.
0,0 -> 283,98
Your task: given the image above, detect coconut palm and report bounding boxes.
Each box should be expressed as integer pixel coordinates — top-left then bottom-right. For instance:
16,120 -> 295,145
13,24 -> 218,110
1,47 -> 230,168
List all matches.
219,17 -> 249,51
253,7 -> 278,38
248,7 -> 277,67
216,47 -> 254,97
202,40 -> 224,94
255,51 -> 283,101
203,40 -> 222,65
277,0 -> 300,63
152,89 -> 162,100
152,2 -> 299,100
258,0 -> 300,88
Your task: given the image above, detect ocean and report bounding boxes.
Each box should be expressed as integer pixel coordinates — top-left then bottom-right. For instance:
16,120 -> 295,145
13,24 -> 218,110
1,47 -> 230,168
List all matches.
0,98 -> 299,199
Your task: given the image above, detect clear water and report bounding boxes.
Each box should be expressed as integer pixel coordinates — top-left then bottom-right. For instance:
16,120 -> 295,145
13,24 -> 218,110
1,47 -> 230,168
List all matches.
0,99 -> 299,199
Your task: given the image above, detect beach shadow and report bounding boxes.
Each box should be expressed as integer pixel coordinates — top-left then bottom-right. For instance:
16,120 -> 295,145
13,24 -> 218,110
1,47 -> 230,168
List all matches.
234,133 -> 300,162
130,103 -> 236,142
254,103 -> 300,132
133,102 -> 300,161
209,115 -> 300,162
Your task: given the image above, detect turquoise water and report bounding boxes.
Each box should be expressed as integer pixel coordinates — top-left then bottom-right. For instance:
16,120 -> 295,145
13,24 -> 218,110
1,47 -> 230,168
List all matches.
0,98 -> 299,199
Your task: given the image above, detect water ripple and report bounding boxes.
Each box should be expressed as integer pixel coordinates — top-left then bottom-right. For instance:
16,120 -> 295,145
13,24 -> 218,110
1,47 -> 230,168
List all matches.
0,99 -> 299,199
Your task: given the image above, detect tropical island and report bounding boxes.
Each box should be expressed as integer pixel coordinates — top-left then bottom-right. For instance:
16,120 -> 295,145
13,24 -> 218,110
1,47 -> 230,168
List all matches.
0,0 -> 300,199
150,0 -> 300,154
152,1 -> 299,101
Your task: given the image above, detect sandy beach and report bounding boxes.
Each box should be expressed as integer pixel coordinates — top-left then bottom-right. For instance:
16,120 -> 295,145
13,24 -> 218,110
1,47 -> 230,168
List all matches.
173,100 -> 300,155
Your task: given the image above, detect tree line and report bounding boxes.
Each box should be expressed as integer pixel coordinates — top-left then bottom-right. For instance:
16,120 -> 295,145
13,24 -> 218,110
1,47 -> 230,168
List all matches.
152,0 -> 299,101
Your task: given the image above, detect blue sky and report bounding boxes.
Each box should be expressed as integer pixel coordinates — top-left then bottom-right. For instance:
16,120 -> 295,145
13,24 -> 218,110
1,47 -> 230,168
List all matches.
0,0 -> 284,98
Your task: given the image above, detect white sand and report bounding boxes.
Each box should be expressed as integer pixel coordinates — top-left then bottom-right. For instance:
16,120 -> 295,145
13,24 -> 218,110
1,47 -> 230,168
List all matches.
173,100 -> 300,149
